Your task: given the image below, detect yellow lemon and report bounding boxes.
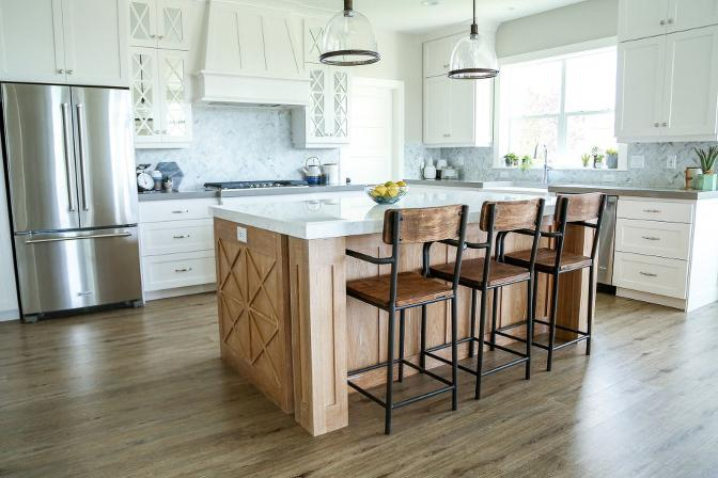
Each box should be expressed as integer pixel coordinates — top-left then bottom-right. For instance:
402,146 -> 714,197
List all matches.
374,186 -> 388,196
396,180 -> 407,187
384,181 -> 395,187
387,188 -> 399,198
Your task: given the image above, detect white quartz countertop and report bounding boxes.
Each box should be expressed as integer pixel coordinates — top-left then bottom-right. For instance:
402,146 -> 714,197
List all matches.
210,187 -> 556,240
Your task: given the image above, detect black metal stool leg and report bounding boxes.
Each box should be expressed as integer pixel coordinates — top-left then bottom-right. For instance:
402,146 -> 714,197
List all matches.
475,288 -> 488,400
526,276 -> 534,380
547,272 -> 560,372
490,288 -> 499,351
586,265 -> 595,355
385,308 -> 396,435
399,309 -> 406,382
451,297 -> 459,411
420,305 -> 427,369
469,289 -> 477,358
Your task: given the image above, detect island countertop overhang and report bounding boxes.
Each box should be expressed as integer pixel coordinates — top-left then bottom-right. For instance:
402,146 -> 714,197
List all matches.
210,188 -> 557,240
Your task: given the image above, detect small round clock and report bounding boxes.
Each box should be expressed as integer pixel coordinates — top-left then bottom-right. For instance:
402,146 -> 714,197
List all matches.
137,172 -> 155,192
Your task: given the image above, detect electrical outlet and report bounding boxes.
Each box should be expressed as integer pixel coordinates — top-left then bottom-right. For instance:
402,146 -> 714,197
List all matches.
237,226 -> 248,243
667,155 -> 677,169
630,155 -> 645,169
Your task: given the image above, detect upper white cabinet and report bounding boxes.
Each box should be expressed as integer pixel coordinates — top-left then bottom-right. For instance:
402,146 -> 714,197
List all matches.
620,0 -> 718,42
423,35 -> 456,78
131,47 -> 192,147
129,0 -> 189,50
616,25 -> 718,142
0,0 -> 128,86
292,19 -> 350,149
422,34 -> 494,148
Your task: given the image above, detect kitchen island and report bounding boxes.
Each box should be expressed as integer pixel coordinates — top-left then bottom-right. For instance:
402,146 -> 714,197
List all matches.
210,187 -> 598,436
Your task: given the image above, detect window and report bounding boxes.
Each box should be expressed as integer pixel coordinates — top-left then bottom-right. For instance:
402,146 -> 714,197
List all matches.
496,46 -> 621,170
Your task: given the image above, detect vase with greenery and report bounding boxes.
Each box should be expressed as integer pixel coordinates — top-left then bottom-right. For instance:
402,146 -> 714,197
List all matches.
695,146 -> 718,191
520,155 -> 532,172
504,152 -> 518,168
605,148 -> 618,169
593,154 -> 605,169
581,154 -> 591,168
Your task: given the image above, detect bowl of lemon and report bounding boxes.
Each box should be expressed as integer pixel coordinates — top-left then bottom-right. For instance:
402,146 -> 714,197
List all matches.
366,181 -> 408,205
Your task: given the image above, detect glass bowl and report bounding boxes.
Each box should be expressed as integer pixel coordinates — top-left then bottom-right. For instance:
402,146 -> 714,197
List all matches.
365,185 -> 408,205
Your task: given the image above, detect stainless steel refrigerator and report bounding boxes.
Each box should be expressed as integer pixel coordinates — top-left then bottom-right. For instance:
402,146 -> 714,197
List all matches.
1,83 -> 142,320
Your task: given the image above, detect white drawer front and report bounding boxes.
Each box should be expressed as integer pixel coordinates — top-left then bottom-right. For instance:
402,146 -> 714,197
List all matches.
141,219 -> 214,256
615,219 -> 691,260
142,251 -> 216,292
614,252 -> 688,299
139,198 -> 217,223
617,199 -> 694,223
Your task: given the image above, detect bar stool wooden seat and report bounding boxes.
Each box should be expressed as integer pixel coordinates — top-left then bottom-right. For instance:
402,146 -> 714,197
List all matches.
428,198 -> 546,400
502,193 -> 607,372
345,205 -> 469,435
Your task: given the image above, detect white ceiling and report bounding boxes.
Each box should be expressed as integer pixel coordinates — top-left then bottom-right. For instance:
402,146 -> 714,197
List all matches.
295,0 -> 589,33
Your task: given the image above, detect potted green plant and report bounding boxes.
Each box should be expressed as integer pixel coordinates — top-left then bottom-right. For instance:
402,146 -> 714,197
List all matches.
520,155 -> 533,172
594,154 -> 605,169
695,146 -> 718,191
504,153 -> 518,168
581,153 -> 591,168
605,148 -> 618,169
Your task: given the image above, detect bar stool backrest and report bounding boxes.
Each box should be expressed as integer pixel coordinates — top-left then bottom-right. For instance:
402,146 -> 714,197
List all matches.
383,205 -> 466,244
553,193 -> 608,266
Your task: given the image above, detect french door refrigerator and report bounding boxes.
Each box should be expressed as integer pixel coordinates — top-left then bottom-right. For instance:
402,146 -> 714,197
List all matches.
1,83 -> 142,319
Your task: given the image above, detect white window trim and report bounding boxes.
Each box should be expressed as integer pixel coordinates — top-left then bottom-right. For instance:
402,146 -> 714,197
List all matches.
492,37 -> 628,172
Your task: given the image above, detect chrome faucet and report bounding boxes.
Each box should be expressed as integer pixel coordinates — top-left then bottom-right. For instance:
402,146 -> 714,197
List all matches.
534,143 -> 550,184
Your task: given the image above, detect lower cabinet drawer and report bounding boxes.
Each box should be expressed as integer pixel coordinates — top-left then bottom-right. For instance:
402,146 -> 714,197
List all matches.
141,251 -> 216,292
140,219 -> 214,256
614,252 -> 688,299
617,198 -> 694,223
615,219 -> 691,260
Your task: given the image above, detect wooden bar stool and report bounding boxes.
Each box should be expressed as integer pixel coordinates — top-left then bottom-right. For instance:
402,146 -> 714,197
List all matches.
502,192 -> 607,372
428,198 -> 546,400
345,205 -> 469,435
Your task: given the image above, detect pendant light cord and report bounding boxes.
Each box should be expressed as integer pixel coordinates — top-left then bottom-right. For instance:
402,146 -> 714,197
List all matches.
471,0 -> 478,36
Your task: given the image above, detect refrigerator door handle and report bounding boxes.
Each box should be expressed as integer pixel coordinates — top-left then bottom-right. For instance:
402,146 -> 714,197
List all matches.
76,103 -> 90,211
60,103 -> 78,212
24,232 -> 132,244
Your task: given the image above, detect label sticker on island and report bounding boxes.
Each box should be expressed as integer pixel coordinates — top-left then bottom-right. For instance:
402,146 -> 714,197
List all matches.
237,226 -> 248,243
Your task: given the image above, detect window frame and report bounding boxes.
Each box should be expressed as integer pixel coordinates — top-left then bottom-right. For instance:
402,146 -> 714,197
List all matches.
493,37 -> 627,171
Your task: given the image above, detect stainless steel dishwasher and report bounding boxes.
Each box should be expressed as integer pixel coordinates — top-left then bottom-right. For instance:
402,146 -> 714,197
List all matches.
597,195 -> 618,286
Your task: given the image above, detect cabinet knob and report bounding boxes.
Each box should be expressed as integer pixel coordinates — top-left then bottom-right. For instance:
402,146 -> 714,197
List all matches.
443,133 -> 451,138
158,35 -> 164,39
66,69 -> 73,75
443,64 -> 450,68
660,20 -> 666,26
151,34 -> 156,38
654,123 -> 660,127
57,68 -> 64,74
662,122 -> 668,127
667,18 -> 674,24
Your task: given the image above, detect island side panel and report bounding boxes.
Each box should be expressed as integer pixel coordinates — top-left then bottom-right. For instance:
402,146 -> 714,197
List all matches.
214,219 -> 294,414
288,236 -> 349,436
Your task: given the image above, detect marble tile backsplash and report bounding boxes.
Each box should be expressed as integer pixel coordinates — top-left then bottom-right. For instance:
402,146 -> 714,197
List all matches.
408,142 -> 718,189
136,105 -> 340,191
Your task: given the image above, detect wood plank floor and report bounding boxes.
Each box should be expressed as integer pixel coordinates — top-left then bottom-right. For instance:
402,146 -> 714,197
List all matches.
1,293 -> 717,478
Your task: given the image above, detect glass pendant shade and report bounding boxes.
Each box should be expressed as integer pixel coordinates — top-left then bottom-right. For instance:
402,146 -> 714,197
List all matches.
320,0 -> 380,66
448,1 -> 499,79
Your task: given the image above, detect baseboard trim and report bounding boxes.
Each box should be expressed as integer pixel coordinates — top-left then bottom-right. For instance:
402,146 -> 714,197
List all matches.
616,288 -> 686,311
143,283 -> 216,302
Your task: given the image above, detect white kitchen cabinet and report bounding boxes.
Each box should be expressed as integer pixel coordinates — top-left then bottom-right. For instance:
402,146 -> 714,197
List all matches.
292,64 -> 350,148
0,0 -> 65,84
423,35 -> 457,78
130,47 -> 192,147
129,0 -> 188,50
616,25 -> 718,142
0,0 -> 128,86
662,26 -> 718,138
670,0 -> 718,33
423,74 -> 493,147
618,0 -> 671,42
62,0 -> 129,87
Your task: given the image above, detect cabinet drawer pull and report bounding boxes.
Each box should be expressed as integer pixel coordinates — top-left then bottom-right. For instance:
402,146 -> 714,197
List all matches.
57,68 -> 64,74
667,18 -> 674,24
643,209 -> 661,213
662,122 -> 668,127
660,20 -> 666,25
171,209 -> 189,214
641,236 -> 661,241
173,234 -> 191,239
66,69 -> 73,75
443,133 -> 451,138
654,123 -> 660,128
175,267 -> 193,273
639,271 -> 658,278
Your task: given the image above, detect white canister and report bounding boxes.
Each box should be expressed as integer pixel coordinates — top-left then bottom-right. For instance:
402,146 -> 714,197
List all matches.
423,159 -> 437,180
323,163 -> 340,186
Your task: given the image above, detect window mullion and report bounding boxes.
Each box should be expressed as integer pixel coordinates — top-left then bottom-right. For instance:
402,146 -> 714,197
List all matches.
557,58 -> 568,164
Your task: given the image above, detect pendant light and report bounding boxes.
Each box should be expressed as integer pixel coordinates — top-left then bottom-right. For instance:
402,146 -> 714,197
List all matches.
320,0 -> 380,66
448,0 -> 498,79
